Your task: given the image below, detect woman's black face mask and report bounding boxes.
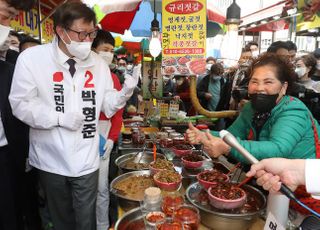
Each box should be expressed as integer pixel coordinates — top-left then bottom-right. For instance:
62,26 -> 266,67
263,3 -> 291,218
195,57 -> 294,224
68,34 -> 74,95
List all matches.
249,93 -> 279,113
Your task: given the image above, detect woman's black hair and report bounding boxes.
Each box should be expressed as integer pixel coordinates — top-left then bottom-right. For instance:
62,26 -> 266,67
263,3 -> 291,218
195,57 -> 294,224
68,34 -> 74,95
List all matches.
247,53 -> 296,94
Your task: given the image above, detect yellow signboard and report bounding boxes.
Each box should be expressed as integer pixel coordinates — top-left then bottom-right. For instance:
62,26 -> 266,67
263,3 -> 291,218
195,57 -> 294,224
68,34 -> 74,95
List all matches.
296,0 -> 320,32
162,0 -> 207,76
10,9 -> 54,42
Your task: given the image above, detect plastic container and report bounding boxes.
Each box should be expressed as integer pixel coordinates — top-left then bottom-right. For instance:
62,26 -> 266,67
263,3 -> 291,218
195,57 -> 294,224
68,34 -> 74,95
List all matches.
171,145 -> 193,158
181,154 -> 204,169
208,183 -> 246,210
197,170 -> 229,190
143,187 -> 162,210
149,159 -> 175,176
173,204 -> 200,230
153,170 -> 182,191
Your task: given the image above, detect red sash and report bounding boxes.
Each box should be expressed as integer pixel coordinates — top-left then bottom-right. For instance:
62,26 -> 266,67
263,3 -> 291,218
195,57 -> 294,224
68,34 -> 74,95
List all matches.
291,115 -> 320,214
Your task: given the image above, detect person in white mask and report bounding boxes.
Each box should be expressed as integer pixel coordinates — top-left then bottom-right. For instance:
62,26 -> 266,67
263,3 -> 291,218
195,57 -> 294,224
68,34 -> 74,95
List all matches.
0,1 -> 37,230
245,41 -> 259,59
9,2 -> 139,230
312,48 -> 320,81
295,54 -> 320,93
92,29 -> 124,230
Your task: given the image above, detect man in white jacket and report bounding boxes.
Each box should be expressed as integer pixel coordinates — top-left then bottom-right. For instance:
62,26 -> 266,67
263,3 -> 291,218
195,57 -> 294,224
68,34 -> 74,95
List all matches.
9,2 -> 138,230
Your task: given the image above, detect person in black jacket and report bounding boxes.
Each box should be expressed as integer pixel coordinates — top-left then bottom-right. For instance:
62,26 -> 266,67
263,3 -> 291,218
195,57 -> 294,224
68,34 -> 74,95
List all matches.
0,0 -> 37,229
197,63 -> 228,111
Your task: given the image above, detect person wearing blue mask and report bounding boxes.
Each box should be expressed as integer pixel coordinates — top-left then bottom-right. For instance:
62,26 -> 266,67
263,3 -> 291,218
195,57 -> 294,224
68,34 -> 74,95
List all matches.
197,63 -> 228,112
9,2 -> 139,230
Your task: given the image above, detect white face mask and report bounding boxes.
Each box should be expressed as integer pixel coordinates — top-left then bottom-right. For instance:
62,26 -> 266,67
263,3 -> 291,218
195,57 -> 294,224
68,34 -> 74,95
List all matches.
62,30 -> 92,60
295,67 -> 306,78
163,76 -> 170,84
251,50 -> 259,58
98,51 -> 113,65
176,79 -> 184,86
9,46 -> 19,52
127,64 -> 133,71
0,24 -> 10,50
206,63 -> 212,71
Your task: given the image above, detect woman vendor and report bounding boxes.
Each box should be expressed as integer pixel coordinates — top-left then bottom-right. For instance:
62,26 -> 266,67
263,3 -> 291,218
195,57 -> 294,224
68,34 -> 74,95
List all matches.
186,53 -> 319,163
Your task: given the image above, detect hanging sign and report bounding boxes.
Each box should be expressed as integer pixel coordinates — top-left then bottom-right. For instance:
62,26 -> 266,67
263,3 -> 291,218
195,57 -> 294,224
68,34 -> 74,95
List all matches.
10,9 -> 54,42
162,0 -> 207,76
142,61 -> 163,99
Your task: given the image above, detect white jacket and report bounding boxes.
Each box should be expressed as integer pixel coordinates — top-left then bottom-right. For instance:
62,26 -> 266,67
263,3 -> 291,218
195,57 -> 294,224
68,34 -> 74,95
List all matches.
9,39 -> 131,177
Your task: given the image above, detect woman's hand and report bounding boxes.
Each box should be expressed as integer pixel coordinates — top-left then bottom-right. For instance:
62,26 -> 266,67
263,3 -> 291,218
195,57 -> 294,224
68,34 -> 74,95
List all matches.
202,131 -> 231,158
185,122 -> 206,144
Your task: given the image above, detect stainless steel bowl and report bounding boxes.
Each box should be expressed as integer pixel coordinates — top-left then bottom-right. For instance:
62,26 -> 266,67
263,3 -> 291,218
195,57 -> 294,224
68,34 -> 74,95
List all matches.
115,207 -> 145,230
115,151 -> 165,174
186,182 -> 266,230
110,170 -> 152,211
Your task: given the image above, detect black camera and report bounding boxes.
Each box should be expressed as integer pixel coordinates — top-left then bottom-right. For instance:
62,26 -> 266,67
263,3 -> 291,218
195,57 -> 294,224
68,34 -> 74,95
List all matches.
231,86 -> 249,101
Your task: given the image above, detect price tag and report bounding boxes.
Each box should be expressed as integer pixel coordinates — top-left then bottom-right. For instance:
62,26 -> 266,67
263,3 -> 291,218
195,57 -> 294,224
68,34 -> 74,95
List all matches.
264,212 -> 285,230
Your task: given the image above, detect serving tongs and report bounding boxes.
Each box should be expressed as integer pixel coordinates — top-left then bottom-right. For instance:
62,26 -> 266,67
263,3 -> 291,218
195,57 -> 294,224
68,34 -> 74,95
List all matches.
132,144 -> 148,164
219,130 -> 320,219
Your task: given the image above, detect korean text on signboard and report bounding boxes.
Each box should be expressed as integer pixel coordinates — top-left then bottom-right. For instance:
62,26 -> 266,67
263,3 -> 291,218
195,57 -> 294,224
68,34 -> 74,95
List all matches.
10,9 -> 54,42
142,61 -> 163,99
162,0 -> 207,76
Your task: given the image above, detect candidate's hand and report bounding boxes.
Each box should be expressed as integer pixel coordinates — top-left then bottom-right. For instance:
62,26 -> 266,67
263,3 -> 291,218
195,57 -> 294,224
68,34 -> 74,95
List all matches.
123,64 -> 141,92
202,131 -> 230,158
58,112 -> 85,131
246,158 -> 305,193
102,139 -> 114,160
185,122 -> 206,145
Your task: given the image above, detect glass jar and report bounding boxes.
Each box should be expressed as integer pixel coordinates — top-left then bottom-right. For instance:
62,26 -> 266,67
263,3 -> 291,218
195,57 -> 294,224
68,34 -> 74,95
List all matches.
132,131 -> 145,147
160,138 -> 173,148
157,219 -> 182,230
161,127 -> 173,132
161,192 -> 184,217
122,130 -> 132,141
173,205 -> 200,230
145,211 -> 166,229
173,137 -> 185,146
166,129 -> 176,136
143,187 -> 162,211
157,132 -> 168,140
169,132 -> 182,139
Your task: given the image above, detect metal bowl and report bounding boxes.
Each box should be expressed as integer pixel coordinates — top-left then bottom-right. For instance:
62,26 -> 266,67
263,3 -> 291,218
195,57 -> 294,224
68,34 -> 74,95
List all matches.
115,151 -> 165,174
186,182 -> 266,230
110,170 -> 152,211
115,207 -> 146,230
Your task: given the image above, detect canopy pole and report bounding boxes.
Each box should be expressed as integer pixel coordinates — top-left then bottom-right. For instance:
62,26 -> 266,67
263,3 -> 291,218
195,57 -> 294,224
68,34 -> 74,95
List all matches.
37,0 -> 42,43
40,0 -> 68,24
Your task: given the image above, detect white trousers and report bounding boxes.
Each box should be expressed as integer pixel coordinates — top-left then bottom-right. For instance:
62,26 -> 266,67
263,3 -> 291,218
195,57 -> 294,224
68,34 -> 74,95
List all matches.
96,120 -> 111,230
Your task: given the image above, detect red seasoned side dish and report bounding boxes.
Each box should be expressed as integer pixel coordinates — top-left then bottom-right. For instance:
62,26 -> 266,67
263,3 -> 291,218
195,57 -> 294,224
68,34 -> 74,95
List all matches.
209,183 -> 245,200
198,170 -> 228,182
162,195 -> 184,216
146,211 -> 165,223
183,154 -> 203,162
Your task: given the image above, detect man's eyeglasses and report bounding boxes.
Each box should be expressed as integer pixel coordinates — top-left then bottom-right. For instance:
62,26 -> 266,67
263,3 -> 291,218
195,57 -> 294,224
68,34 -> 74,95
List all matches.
67,28 -> 98,40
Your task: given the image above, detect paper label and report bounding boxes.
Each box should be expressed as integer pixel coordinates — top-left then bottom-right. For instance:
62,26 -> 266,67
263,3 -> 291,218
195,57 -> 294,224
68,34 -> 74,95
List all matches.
264,212 -> 286,230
